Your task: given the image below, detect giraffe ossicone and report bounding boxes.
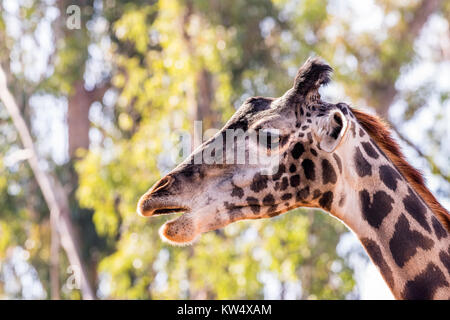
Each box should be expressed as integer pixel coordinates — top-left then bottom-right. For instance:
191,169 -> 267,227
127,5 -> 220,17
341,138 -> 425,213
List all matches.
138,57 -> 450,299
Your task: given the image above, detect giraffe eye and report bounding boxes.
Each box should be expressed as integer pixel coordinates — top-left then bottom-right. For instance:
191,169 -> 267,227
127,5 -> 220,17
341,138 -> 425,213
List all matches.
258,129 -> 280,149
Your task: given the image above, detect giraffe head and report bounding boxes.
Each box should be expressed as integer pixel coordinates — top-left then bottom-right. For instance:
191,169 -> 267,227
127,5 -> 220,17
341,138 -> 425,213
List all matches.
137,57 -> 353,245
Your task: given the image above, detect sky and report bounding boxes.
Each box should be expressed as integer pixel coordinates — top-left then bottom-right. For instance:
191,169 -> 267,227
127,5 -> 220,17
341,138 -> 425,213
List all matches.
1,0 -> 449,300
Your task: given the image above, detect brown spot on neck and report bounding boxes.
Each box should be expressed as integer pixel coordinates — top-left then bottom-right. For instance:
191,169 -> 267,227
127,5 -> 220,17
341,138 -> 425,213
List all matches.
350,107 -> 450,232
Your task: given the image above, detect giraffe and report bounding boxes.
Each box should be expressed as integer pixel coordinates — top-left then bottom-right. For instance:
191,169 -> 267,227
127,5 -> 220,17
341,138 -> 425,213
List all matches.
137,57 -> 450,300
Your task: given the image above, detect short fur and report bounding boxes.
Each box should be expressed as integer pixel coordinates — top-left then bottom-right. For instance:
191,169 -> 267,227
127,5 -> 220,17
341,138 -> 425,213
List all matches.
350,107 -> 450,232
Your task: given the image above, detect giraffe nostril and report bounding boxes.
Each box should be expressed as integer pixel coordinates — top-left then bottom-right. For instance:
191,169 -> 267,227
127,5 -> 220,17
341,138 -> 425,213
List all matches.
150,176 -> 173,194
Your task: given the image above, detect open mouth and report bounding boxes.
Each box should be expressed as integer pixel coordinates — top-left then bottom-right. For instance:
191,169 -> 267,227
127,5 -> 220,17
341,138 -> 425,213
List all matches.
153,207 -> 188,215
137,194 -> 189,217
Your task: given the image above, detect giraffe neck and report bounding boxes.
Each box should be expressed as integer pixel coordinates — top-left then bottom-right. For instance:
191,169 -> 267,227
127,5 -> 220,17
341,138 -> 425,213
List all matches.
330,136 -> 450,299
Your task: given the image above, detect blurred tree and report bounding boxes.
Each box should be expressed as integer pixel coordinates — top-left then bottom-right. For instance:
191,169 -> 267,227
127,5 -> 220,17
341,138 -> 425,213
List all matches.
0,0 -> 448,300
0,0 -> 104,299
76,0 -> 355,299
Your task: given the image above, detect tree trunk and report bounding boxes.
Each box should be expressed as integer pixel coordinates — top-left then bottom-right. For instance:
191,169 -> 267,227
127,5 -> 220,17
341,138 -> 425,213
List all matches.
50,213 -> 60,299
68,81 -> 109,158
375,0 -> 442,119
0,65 -> 96,300
181,2 -> 218,129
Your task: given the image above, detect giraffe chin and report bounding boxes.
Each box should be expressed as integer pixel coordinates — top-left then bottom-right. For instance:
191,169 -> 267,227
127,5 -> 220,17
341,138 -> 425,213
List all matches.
158,214 -> 200,246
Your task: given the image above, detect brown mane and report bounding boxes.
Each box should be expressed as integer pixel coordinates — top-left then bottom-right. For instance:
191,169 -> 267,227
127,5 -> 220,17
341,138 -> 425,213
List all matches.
350,107 -> 450,232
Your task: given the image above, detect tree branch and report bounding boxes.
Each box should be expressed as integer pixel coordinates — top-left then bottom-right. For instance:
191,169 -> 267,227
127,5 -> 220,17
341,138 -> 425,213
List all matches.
389,122 -> 450,183
50,211 -> 60,299
375,0 -> 443,118
372,0 -> 449,185
0,64 -> 96,300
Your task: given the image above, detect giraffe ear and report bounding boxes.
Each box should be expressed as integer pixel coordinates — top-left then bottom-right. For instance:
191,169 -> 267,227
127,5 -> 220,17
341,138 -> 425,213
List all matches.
293,57 -> 333,96
315,109 -> 348,153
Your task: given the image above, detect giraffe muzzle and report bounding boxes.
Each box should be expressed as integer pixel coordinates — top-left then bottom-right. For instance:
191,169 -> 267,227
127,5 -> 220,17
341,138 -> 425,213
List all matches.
137,195 -> 189,217
137,175 -> 191,217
